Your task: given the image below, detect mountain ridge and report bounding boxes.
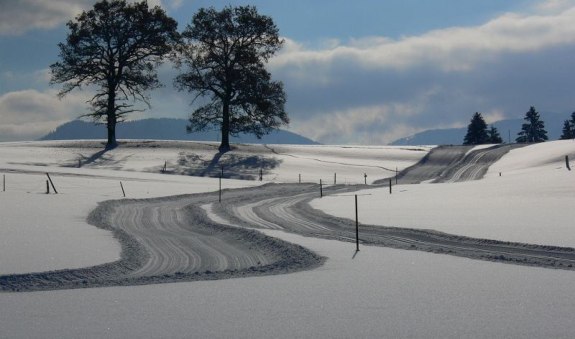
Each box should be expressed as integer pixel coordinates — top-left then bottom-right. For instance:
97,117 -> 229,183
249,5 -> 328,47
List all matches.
40,118 -> 320,145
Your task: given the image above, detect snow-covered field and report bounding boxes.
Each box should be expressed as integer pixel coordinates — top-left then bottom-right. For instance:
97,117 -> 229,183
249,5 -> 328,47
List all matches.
314,140 -> 575,247
1,139 -> 575,338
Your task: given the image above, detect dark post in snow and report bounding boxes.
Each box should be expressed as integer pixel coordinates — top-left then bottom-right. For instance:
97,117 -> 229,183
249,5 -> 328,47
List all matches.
334,173 -> 337,185
120,181 -> 126,197
299,174 -> 301,183
78,159 -> 82,168
566,155 -> 571,171
259,168 -> 263,181
46,173 -> 58,194
355,194 -> 359,252
389,178 -> 392,194
219,164 -> 223,203
395,167 -> 398,185
320,179 -> 323,198
2,174 -> 5,192
364,173 -> 367,185
46,180 -> 50,194
163,161 -> 167,173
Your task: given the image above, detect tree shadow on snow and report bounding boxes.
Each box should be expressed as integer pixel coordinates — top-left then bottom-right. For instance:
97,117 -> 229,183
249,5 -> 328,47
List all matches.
62,148 -> 133,170
168,151 -> 282,180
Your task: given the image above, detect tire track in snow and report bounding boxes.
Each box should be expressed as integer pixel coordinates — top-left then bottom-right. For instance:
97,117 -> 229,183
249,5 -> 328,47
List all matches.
211,183 -> 575,271
0,189 -> 325,292
0,144 -> 569,292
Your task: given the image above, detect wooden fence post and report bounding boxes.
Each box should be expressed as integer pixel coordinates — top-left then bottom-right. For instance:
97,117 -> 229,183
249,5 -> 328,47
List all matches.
46,173 -> 58,194
566,155 -> 571,171
355,194 -> 359,252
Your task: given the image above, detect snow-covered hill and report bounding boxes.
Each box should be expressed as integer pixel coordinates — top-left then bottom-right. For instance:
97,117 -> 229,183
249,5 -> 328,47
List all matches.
1,140 -> 575,338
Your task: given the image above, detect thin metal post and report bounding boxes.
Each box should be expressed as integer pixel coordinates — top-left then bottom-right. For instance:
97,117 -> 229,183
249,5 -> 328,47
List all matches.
320,179 -> 323,198
334,173 -> 337,185
364,173 -> 367,185
355,194 -> 359,252
120,181 -> 126,197
395,167 -> 398,184
2,174 -> 5,192
219,174 -> 222,203
46,180 -> 50,194
299,174 -> 301,183
389,178 -> 392,194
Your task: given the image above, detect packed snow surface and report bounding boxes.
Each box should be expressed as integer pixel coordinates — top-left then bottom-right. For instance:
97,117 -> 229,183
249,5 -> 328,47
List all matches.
1,139 -> 575,338
314,140 -> 575,247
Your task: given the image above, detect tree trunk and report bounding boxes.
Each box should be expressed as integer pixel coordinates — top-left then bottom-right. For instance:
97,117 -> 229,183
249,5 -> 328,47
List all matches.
219,100 -> 231,153
106,89 -> 118,149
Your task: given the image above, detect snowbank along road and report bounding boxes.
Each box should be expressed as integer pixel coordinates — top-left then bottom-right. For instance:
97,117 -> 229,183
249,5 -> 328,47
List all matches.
2,144 -> 573,292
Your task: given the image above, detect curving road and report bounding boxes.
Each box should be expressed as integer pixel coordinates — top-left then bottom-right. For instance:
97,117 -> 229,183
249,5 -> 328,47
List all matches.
2,143 -> 572,292
375,144 -> 525,185
212,184 -> 575,270
0,189 -> 325,292
434,144 -> 524,183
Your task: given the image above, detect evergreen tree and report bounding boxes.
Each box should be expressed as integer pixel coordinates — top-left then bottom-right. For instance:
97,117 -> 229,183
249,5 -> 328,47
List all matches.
516,106 -> 548,143
559,111 -> 575,139
487,125 -> 503,143
463,112 -> 489,145
560,120 -> 573,140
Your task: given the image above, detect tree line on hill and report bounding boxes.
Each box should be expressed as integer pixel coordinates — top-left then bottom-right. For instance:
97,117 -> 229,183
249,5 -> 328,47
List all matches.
463,106 -> 575,145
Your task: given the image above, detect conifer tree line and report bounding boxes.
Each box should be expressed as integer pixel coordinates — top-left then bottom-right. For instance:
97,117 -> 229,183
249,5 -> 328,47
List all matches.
463,106 -> 575,145
51,0 -> 288,152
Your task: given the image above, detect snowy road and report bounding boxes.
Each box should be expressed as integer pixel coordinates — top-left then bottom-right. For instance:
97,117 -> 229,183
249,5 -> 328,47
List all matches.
379,144 -> 525,184
1,144 -> 571,292
213,183 -> 575,270
0,189 -> 325,292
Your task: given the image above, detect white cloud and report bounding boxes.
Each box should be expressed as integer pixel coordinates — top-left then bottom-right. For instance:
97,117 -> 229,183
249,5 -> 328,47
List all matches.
291,102 -> 424,145
536,0 -> 575,13
0,89 -> 90,141
272,6 -> 575,73
0,0 -> 172,36
0,0 -> 92,35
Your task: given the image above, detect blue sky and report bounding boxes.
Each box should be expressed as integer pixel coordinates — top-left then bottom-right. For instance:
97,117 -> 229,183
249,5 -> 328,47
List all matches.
2,0 -> 575,144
